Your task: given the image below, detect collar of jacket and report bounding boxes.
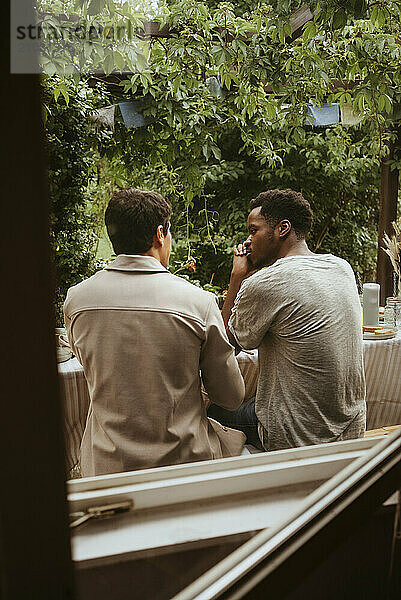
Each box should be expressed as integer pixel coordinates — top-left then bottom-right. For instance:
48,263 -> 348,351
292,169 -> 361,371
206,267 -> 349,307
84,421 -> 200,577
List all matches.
105,255 -> 169,273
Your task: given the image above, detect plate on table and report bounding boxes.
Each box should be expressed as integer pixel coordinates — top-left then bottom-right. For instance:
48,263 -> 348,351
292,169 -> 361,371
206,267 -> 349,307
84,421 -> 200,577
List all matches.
363,325 -> 396,341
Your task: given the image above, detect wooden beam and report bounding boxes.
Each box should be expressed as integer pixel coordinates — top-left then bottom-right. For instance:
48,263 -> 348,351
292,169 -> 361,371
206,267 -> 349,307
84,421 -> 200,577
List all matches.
290,4 -> 314,39
136,4 -> 314,41
376,134 -> 400,305
87,4 -> 315,84
1,3 -> 75,597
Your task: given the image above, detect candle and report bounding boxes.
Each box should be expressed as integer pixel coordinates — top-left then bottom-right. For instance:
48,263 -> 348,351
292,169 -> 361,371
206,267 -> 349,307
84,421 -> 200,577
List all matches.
362,283 -> 380,326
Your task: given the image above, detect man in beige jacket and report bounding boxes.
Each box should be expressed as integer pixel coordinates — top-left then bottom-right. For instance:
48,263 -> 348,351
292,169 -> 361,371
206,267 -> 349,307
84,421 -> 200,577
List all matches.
64,188 -> 245,476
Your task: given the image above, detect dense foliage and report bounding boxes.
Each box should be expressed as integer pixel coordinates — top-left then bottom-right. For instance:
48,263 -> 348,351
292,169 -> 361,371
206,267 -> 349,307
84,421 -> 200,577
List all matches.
40,0 -> 401,308
43,77 -> 113,322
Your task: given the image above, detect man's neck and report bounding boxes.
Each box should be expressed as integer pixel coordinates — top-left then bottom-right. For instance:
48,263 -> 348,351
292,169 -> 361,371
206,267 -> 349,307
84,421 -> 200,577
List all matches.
142,248 -> 163,264
278,238 -> 314,260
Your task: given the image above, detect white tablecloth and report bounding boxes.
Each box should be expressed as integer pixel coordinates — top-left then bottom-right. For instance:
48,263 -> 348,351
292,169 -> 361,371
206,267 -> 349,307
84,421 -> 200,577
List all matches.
58,334 -> 401,472
363,332 -> 401,428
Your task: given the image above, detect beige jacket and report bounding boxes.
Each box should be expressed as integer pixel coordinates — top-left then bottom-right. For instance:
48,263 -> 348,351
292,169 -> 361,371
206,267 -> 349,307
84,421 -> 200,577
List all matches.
64,255 -> 245,476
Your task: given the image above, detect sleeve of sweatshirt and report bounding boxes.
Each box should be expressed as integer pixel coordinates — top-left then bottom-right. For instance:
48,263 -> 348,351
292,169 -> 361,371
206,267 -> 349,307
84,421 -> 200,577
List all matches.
200,295 -> 245,410
229,271 -> 278,350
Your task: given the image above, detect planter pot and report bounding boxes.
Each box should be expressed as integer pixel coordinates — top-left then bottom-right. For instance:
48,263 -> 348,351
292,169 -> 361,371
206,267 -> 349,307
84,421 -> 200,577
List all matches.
118,101 -> 146,128
137,21 -> 170,39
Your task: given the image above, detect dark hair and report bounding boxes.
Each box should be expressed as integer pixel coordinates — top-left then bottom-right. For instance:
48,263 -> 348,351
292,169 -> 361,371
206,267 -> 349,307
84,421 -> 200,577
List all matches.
250,189 -> 313,238
105,188 -> 171,255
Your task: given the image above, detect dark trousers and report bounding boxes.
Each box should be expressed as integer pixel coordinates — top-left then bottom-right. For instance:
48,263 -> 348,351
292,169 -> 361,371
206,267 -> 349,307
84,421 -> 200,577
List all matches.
208,398 -> 264,451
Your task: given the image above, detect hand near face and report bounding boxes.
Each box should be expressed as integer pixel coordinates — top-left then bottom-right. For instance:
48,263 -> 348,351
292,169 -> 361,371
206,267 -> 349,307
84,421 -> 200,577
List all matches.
231,241 -> 256,282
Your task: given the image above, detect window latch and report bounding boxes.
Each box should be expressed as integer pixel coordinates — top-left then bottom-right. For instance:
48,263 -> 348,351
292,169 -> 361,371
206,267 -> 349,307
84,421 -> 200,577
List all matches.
69,500 -> 133,529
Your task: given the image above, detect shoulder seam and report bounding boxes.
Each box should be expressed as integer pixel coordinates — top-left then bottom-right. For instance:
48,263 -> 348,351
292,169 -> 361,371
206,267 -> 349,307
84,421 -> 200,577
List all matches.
67,306 -> 206,327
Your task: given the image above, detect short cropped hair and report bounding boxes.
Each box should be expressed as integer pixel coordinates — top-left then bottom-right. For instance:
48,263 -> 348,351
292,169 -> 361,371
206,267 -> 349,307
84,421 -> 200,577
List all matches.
105,188 -> 171,255
250,189 -> 313,238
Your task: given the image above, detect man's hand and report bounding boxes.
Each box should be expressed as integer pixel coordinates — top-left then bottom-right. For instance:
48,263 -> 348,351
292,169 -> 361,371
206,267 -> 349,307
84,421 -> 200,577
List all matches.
231,242 -> 256,283
222,241 -> 257,348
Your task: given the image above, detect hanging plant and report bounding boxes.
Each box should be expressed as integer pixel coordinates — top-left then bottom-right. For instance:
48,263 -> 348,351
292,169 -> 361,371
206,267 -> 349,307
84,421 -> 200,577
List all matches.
137,21 -> 170,39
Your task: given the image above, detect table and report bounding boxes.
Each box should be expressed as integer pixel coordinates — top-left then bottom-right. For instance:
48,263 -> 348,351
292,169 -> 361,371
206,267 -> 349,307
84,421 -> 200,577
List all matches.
58,334 -> 401,473
363,332 -> 401,428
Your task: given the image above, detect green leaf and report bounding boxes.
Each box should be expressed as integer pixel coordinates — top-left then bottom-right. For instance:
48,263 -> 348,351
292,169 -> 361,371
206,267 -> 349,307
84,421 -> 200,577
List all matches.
353,0 -> 366,18
332,9 -> 347,30
214,49 -> 226,67
87,0 -> 106,16
83,42 -> 93,60
211,145 -> 221,160
202,143 -> 210,161
94,44 -> 105,60
46,63 -> 58,77
284,22 -> 292,37
320,71 -> 329,85
238,40 -> 248,55
103,53 -> 114,75
140,73 -> 150,89
376,9 -> 386,28
303,21 -> 317,44
383,95 -> 392,114
61,89 -> 69,106
114,51 -> 125,71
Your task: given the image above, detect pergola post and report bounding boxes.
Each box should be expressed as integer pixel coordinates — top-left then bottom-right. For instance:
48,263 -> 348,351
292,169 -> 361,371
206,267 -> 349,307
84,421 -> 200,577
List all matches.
376,134 -> 400,305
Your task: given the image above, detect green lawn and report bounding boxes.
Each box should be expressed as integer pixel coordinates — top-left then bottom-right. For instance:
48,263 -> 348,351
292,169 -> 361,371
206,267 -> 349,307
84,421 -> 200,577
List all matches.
96,228 -> 114,261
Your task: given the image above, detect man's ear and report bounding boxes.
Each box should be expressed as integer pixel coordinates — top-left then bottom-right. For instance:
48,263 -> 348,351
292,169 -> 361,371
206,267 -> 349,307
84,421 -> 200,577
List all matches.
155,225 -> 165,247
278,219 -> 291,238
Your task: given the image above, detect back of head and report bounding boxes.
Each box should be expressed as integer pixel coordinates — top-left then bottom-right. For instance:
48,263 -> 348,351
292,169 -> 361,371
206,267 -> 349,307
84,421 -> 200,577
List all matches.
105,188 -> 171,255
250,189 -> 313,239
